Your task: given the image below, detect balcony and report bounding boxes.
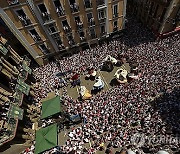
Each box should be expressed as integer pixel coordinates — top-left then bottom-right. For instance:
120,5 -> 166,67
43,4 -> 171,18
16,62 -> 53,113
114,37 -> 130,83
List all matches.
63,25 -> 71,33
97,0 -> 105,7
41,12 -> 52,23
7,0 -> 19,5
18,16 -> 31,26
84,1 -> 92,9
32,34 -> 41,42
56,7 -> 65,17
70,3 -> 79,13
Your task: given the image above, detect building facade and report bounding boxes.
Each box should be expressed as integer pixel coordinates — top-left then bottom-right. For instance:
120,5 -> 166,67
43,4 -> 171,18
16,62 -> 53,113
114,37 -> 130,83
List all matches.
0,33 -> 38,146
0,0 -> 127,65
128,0 -> 180,37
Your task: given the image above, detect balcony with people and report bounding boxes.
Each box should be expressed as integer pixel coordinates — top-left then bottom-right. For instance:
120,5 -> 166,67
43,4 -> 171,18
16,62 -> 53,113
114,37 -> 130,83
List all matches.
75,16 -> 83,31
29,29 -> 41,42
79,31 -> 86,42
87,13 -> 95,26
38,4 -> 52,23
98,9 -> 106,23
53,0 -> 65,17
16,9 -> 31,26
67,35 -> 75,46
62,20 -> 71,33
69,0 -> 79,13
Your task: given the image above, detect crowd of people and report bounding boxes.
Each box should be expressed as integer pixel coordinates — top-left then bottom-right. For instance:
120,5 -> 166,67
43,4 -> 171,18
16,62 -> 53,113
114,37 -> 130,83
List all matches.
29,17 -> 179,154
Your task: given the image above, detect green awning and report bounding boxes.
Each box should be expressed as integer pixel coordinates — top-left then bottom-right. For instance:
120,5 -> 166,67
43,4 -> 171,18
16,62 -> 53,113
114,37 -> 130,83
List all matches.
8,104 -> 24,120
16,79 -> 30,95
0,43 -> 8,55
22,61 -> 32,74
35,124 -> 58,154
41,96 -> 62,119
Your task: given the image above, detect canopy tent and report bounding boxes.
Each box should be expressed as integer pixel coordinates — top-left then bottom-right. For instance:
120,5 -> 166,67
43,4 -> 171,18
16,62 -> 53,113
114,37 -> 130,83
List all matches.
41,96 -> 62,119
35,124 -> 58,154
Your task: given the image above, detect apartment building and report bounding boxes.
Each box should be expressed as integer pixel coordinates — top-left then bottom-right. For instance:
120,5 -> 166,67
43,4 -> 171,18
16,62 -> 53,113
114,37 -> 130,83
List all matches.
0,0 -> 127,65
128,0 -> 180,37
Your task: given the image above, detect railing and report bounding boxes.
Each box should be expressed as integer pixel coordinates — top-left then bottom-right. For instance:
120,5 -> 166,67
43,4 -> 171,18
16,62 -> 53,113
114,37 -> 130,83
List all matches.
7,0 -> 19,5
70,3 -> 79,13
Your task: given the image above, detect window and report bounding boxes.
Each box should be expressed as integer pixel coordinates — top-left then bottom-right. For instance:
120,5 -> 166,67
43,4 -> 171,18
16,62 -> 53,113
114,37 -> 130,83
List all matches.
113,4 -> 118,17
113,20 -> 118,31
53,0 -> 65,16
62,20 -> 71,32
89,28 -> 96,39
98,9 -> 106,19
39,44 -> 50,55
38,3 -> 51,22
87,12 -> 95,26
29,29 -> 41,41
69,0 -> 79,12
84,0 -> 92,9
100,25 -> 106,34
48,24 -> 57,34
75,16 -> 83,29
97,0 -> 105,6
16,9 -> 31,26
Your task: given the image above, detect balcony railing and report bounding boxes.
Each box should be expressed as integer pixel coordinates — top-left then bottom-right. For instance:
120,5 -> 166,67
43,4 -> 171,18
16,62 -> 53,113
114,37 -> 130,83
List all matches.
7,0 -> 19,5
85,2 -> 92,9
18,16 -> 31,26
70,3 -> 79,13
41,12 -> 52,23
